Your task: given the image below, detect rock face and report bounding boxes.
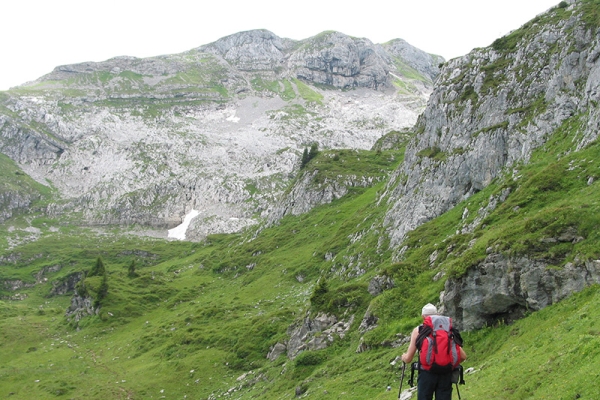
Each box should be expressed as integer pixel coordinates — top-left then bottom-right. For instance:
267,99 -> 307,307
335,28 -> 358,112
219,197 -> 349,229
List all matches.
289,32 -> 390,90
0,190 -> 38,223
2,279 -> 36,292
1,264 -> 62,295
285,313 -> 353,359
200,30 -> 440,91
367,275 -> 395,296
0,30 -> 439,239
443,256 -> 600,331
50,272 -> 85,296
383,0 -> 596,251
266,342 -> 287,361
266,165 -> 382,225
0,153 -> 47,223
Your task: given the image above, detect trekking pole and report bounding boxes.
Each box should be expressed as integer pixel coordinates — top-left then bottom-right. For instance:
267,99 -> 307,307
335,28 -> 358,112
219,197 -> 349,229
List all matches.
397,362 -> 406,400
451,365 -> 465,400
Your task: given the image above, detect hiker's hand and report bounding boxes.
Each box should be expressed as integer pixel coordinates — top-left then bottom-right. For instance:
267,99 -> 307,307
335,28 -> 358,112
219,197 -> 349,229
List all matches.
401,353 -> 410,363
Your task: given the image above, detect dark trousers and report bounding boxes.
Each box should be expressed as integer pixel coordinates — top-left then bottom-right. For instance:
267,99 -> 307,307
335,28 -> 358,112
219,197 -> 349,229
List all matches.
417,369 -> 453,400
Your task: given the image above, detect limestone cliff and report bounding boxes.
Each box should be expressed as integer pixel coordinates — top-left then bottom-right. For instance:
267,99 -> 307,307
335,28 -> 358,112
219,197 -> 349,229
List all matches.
380,0 -> 600,328
384,0 -> 593,250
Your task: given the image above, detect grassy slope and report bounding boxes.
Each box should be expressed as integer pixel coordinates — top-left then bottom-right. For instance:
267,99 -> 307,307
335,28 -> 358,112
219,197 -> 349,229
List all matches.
462,285 -> 600,400
0,153 -> 51,198
1,113 -> 599,399
0,149 -> 399,399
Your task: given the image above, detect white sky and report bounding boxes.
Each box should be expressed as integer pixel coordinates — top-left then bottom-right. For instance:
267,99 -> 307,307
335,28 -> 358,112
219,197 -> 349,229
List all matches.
0,0 -> 561,91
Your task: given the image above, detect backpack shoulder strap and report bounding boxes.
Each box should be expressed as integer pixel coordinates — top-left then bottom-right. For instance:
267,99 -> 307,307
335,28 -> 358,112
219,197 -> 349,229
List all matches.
416,324 -> 432,350
451,327 -> 463,346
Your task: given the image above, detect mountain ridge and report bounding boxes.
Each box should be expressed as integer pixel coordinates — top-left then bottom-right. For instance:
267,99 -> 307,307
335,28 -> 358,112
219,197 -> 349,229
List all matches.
0,29 -> 439,239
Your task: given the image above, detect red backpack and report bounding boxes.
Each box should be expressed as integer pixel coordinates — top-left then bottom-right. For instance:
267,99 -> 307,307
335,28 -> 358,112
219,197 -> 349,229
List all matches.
416,315 -> 462,374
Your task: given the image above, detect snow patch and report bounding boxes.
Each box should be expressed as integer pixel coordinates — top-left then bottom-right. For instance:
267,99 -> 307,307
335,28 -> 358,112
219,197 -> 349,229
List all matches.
226,111 -> 240,123
168,210 -> 200,240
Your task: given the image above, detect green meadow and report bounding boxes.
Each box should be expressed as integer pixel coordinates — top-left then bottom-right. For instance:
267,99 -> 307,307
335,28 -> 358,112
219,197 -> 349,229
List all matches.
1,113 -> 599,399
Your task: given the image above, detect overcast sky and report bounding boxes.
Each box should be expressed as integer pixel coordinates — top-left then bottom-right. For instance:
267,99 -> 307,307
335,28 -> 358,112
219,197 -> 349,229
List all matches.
0,0 -> 561,91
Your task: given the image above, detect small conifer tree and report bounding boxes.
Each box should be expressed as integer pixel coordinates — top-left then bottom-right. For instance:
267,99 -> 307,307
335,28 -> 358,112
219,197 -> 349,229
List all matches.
308,142 -> 319,160
87,257 -> 109,308
89,257 -> 106,277
310,277 -> 330,309
127,260 -> 137,278
300,147 -> 310,168
300,143 -> 319,169
94,275 -> 109,308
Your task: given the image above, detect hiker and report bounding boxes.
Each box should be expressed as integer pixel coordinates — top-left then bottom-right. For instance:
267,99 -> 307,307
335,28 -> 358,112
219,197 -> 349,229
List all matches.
401,303 -> 467,400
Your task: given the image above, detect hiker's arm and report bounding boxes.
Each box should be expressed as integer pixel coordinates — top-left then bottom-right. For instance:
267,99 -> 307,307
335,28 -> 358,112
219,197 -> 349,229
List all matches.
401,327 -> 419,363
459,347 -> 467,362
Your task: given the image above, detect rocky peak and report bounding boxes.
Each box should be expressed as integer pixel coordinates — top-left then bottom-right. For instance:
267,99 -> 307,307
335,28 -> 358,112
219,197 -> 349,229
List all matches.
197,29 -> 295,71
381,38 -> 444,82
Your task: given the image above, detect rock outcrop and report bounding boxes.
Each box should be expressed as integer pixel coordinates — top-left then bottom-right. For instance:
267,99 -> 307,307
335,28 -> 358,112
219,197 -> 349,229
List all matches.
197,29 -> 294,72
367,275 -> 395,296
65,293 -> 98,323
285,313 -> 353,359
1,264 -> 62,295
50,272 -> 85,296
444,255 -> 600,331
289,32 -> 390,90
0,189 -> 39,223
266,166 -> 381,225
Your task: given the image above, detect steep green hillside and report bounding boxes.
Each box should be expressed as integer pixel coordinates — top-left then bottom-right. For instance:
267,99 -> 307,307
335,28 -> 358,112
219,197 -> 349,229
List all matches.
1,118 -> 599,398
463,285 -> 600,399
